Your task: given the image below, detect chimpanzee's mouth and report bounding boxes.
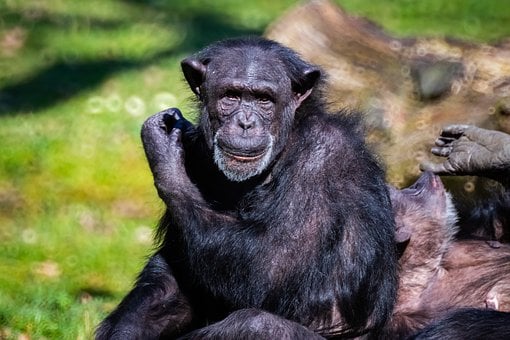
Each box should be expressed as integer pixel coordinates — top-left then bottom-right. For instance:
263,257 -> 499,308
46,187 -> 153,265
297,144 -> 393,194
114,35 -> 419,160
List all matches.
213,135 -> 275,182
221,149 -> 266,163
401,171 -> 441,196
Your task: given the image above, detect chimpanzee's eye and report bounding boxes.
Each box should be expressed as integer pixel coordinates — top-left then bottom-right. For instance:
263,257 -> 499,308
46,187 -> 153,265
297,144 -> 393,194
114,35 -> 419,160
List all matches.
256,94 -> 274,105
224,90 -> 241,101
218,90 -> 241,116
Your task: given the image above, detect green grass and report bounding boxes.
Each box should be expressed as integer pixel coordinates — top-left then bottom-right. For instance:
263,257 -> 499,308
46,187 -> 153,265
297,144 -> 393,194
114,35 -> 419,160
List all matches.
341,0 -> 510,42
1,0 -> 509,338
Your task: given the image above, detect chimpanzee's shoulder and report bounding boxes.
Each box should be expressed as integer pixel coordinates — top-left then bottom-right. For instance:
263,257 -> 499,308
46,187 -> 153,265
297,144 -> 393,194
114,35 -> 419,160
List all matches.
304,109 -> 367,148
326,109 -> 365,134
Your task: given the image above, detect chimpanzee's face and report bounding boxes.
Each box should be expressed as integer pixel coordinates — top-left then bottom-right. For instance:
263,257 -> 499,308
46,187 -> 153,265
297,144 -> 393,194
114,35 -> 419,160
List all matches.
181,42 -> 319,182
202,51 -> 297,182
389,171 -> 457,243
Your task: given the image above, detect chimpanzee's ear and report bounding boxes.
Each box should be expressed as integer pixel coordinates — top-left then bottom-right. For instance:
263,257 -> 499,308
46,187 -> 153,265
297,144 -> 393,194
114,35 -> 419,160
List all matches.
294,67 -> 321,106
181,57 -> 207,97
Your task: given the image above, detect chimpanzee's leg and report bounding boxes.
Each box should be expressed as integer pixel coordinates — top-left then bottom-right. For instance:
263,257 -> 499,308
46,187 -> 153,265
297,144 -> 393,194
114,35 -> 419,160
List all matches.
96,253 -> 193,340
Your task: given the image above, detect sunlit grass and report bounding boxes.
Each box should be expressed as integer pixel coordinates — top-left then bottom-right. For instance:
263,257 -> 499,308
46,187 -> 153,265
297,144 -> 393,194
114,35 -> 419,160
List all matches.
340,0 -> 510,42
0,96 -> 162,337
1,0 -> 510,338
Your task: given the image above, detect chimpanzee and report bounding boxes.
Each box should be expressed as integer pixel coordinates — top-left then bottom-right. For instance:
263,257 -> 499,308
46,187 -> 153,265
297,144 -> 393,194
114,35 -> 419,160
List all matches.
96,37 -> 398,339
387,172 -> 459,336
386,171 -> 510,338
421,124 -> 510,242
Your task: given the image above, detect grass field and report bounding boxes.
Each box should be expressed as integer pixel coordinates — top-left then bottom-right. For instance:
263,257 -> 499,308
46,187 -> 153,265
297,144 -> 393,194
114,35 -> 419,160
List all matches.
1,0 -> 510,338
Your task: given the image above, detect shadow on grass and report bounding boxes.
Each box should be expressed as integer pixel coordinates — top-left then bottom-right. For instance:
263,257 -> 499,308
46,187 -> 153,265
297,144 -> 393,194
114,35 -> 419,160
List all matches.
0,59 -> 135,115
0,5 -> 260,115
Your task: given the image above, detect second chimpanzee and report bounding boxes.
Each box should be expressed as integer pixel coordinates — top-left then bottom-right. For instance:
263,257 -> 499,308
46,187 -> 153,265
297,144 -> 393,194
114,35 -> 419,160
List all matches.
387,171 -> 510,339
96,37 -> 398,339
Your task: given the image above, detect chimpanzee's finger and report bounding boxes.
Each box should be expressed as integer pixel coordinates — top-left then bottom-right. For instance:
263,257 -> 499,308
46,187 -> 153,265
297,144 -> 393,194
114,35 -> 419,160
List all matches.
431,146 -> 452,157
141,112 -> 168,138
171,107 -> 184,120
162,107 -> 182,119
169,127 -> 182,144
419,162 -> 450,175
440,124 -> 471,138
173,119 -> 190,131
162,108 -> 183,132
435,137 -> 456,147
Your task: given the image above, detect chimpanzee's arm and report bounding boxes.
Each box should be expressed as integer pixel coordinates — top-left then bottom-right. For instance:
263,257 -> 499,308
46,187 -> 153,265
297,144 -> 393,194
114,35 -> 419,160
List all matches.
96,109 -> 213,340
141,108 -> 239,230
141,109 -> 254,288
95,253 -> 193,339
421,124 -> 510,186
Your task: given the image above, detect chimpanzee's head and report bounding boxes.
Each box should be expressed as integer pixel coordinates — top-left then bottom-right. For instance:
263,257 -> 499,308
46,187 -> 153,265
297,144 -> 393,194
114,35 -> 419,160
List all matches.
389,171 -> 458,245
181,37 -> 321,182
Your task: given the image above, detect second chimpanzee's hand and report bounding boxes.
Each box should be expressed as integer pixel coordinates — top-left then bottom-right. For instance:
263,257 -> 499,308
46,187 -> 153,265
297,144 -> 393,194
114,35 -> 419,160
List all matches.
420,124 -> 510,179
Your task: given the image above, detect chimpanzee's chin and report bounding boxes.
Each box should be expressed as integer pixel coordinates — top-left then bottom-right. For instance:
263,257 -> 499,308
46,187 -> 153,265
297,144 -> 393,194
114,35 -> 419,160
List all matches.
214,146 -> 273,182
213,135 -> 275,182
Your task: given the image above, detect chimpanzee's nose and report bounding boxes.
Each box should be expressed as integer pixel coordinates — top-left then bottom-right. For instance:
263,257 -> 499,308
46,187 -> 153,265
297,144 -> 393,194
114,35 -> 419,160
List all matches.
237,113 -> 255,130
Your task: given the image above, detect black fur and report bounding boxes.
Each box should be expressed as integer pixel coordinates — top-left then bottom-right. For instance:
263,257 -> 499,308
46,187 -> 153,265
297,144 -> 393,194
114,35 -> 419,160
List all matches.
96,37 -> 398,339
456,188 -> 510,242
178,309 -> 325,340
409,308 -> 510,340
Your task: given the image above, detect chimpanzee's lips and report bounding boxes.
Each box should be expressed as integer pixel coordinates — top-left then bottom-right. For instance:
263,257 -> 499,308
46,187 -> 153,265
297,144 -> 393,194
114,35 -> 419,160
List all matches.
222,149 -> 266,162
401,171 -> 441,196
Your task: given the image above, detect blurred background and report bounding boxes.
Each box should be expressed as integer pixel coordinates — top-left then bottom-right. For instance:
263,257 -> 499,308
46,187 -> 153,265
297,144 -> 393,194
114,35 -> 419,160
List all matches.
1,0 -> 509,338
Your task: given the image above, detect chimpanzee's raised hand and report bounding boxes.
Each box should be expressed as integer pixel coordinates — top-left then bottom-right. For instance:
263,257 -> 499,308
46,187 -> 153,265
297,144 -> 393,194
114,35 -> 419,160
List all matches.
420,124 -> 510,185
141,108 -> 195,201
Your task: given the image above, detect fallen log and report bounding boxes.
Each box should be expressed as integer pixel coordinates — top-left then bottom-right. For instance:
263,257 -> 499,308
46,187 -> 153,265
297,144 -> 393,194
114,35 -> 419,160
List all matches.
266,0 -> 510,192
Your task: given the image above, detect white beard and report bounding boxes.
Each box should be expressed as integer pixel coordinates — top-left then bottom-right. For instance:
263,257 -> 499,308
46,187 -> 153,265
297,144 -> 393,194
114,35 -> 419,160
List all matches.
213,135 -> 274,182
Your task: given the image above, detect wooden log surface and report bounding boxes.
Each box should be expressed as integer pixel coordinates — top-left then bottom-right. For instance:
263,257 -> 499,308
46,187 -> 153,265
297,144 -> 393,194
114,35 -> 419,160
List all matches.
266,0 -> 510,190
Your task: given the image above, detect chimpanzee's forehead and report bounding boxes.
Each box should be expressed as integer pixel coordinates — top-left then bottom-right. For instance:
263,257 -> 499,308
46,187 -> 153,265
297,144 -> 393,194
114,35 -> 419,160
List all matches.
206,47 -> 289,83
